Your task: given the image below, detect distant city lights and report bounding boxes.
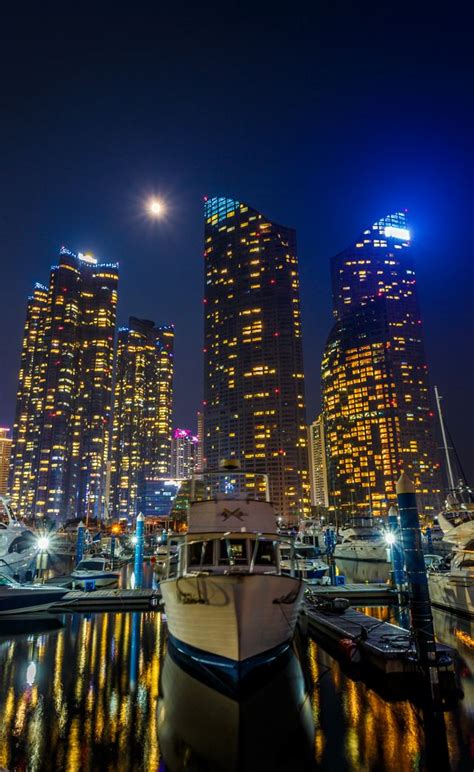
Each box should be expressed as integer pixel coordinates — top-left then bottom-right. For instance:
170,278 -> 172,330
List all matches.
383,226 -> 410,241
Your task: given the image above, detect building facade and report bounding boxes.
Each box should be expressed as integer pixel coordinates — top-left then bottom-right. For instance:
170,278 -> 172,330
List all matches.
110,317 -> 174,519
322,212 -> 440,517
170,428 -> 198,479
307,415 -> 329,509
0,429 -> 12,496
203,196 -> 310,520
9,248 -> 118,520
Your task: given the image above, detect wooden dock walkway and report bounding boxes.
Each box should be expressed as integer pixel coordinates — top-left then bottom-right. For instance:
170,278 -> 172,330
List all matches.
303,600 -> 455,676
305,582 -> 396,603
50,588 -> 162,612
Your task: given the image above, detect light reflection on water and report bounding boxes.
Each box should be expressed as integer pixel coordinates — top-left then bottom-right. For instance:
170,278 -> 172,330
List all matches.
0,608 -> 472,771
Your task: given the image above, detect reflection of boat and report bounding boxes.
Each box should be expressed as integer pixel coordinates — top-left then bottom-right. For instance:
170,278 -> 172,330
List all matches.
280,543 -> 328,581
160,494 -> 304,680
0,573 -> 69,616
335,558 -> 390,584
0,497 -> 37,578
71,557 -> 120,588
334,517 -> 389,563
158,646 -> 315,771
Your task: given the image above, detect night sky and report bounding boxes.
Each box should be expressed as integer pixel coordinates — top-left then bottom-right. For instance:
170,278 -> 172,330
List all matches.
0,5 -> 472,484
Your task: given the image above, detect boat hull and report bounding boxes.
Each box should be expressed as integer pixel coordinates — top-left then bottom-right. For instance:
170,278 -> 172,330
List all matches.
335,543 -> 389,562
71,573 -> 119,589
0,588 -> 67,616
428,572 -> 474,617
160,573 -> 303,665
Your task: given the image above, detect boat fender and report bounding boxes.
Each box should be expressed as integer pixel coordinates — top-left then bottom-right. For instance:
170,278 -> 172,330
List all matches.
332,598 -> 350,613
339,638 -> 361,663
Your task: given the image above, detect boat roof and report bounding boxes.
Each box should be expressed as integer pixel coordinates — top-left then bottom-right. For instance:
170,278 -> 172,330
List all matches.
187,496 -> 278,535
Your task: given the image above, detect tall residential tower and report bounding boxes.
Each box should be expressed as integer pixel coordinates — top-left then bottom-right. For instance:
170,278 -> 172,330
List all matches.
203,196 -> 309,520
322,212 -> 440,517
9,248 -> 119,520
110,317 -> 174,519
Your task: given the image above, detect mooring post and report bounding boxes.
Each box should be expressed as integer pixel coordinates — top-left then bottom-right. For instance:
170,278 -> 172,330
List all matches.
110,533 -> 116,566
425,526 -> 433,553
76,521 -> 85,566
387,505 -> 405,590
134,513 -> 145,589
324,528 -> 337,585
396,472 -> 439,701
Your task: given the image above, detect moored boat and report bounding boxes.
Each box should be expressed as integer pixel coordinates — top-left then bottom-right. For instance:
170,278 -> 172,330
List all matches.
160,494 -> 304,680
0,497 -> 38,578
0,572 -> 69,616
334,517 -> 389,563
71,557 -> 120,588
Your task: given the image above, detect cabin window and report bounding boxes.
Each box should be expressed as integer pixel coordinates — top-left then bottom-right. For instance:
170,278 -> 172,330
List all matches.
254,540 -> 277,566
188,541 -> 214,566
219,539 -> 248,565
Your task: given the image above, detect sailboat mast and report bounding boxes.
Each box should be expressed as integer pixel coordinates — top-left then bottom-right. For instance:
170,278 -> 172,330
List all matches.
434,385 -> 456,492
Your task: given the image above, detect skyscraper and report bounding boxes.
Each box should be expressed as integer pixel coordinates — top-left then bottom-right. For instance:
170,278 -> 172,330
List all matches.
110,317 -> 174,519
170,428 -> 198,479
203,196 -> 309,520
0,428 -> 12,496
307,415 -> 329,509
9,248 -> 119,520
322,212 -> 440,517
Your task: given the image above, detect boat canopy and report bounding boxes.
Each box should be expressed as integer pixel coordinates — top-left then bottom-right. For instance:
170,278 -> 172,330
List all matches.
187,496 -> 277,535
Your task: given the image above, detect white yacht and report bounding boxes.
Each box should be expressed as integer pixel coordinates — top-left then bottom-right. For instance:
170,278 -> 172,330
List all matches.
437,495 -> 474,546
160,494 -> 304,678
334,517 -> 389,563
0,497 -> 38,578
71,557 -> 120,588
280,543 -> 328,582
428,536 -> 474,617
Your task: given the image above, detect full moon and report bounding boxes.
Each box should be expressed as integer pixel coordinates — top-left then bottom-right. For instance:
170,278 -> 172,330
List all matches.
148,198 -> 164,217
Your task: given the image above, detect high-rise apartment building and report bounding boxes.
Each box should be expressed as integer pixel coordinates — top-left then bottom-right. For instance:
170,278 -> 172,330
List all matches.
322,212 -> 440,516
203,196 -> 309,520
0,428 -> 12,496
110,317 -> 174,519
196,411 -> 204,473
9,248 -> 118,520
307,415 -> 329,509
170,428 -> 198,479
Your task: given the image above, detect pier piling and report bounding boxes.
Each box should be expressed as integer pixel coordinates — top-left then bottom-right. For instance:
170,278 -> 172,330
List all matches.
76,521 -> 85,566
134,512 -> 145,589
396,472 -> 440,701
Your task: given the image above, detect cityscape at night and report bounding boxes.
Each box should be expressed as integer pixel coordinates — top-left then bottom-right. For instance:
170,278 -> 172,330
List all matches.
0,4 -> 472,772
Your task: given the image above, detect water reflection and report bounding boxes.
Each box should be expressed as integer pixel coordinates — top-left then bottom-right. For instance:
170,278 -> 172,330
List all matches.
157,646 -> 315,771
336,559 -> 390,584
0,610 -> 471,771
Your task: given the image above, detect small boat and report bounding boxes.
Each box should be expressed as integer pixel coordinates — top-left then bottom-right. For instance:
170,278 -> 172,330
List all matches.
0,497 -> 38,578
334,516 -> 389,563
160,493 -> 304,681
0,573 -> 69,616
428,538 -> 474,617
437,495 -> 474,546
71,557 -> 120,588
280,543 -> 328,582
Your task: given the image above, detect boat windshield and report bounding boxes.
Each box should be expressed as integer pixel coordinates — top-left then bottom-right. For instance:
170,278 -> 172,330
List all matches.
76,560 -> 104,571
0,574 -> 18,587
186,537 -> 277,569
295,547 -> 319,559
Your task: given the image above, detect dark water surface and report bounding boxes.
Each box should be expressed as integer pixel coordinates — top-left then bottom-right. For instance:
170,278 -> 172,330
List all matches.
0,605 -> 472,771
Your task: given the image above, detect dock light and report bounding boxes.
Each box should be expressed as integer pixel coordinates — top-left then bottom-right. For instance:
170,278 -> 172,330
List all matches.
131,535 -> 138,545
37,535 -> 50,551
385,532 -> 396,546
147,198 -> 165,218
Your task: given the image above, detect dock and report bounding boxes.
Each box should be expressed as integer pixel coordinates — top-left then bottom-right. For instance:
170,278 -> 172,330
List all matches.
305,582 -> 397,604
303,600 -> 455,677
50,588 -> 162,612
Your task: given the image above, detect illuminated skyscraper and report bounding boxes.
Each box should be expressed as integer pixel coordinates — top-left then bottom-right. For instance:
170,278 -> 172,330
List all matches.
322,212 -> 440,517
9,248 -> 118,520
110,317 -> 174,519
196,411 -> 204,473
307,415 -> 329,509
203,196 -> 309,520
0,429 -> 12,496
170,428 -> 198,479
